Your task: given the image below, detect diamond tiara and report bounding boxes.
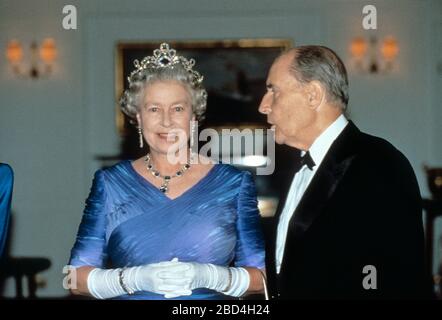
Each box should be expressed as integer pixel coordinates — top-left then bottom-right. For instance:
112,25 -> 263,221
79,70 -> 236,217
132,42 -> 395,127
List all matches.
127,43 -> 204,86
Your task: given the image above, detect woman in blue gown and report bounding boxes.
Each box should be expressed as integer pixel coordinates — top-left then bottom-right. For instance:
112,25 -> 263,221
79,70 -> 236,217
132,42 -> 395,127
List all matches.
0,163 -> 13,258
69,43 -> 266,300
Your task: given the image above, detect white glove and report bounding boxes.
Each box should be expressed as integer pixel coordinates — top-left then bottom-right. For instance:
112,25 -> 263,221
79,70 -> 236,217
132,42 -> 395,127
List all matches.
87,258 -> 192,299
127,258 -> 193,298
160,258 -> 250,297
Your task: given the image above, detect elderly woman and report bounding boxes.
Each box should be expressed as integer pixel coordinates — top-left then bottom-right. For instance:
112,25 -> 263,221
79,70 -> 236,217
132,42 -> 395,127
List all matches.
69,43 -> 265,300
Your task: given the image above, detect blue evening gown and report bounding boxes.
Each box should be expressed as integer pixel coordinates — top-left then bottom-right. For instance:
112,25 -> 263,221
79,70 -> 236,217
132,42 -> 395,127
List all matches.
69,161 -> 265,300
0,163 -> 13,258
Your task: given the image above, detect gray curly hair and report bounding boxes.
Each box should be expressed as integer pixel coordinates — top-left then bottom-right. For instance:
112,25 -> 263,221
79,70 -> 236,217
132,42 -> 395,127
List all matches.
119,64 -> 207,124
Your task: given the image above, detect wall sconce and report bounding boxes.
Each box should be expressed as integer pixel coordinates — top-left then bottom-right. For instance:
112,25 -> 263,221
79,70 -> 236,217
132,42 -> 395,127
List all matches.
6,38 -> 57,79
349,36 -> 399,74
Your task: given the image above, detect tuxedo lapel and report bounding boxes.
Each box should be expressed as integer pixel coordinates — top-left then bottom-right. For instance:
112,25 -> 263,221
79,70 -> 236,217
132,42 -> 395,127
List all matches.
288,121 -> 361,239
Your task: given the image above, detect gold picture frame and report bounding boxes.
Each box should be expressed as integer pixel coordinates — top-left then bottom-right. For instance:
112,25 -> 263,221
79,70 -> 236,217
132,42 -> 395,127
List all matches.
115,38 -> 292,136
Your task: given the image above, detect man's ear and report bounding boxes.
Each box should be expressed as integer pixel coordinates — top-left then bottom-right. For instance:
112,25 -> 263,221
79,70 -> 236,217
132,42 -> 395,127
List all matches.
306,81 -> 325,109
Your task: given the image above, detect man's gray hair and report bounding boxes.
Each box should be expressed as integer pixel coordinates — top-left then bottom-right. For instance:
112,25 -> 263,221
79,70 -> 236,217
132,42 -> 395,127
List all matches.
288,45 -> 349,110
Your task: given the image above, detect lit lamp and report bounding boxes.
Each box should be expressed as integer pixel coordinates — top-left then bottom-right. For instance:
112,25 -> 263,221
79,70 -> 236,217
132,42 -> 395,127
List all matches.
381,36 -> 399,71
6,38 -> 57,79
39,38 -> 57,69
349,36 -> 368,69
349,36 -> 399,74
6,40 -> 23,74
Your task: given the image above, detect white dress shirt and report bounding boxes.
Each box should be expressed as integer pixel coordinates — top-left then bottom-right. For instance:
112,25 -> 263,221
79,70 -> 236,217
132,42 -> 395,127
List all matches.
275,114 -> 349,273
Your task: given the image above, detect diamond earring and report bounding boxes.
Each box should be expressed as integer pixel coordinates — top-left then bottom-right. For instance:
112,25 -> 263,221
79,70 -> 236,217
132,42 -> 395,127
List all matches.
190,120 -> 199,152
138,126 -> 144,148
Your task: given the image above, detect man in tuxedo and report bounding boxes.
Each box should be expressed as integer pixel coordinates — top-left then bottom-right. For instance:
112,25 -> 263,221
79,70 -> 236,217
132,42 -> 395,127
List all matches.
259,45 -> 431,299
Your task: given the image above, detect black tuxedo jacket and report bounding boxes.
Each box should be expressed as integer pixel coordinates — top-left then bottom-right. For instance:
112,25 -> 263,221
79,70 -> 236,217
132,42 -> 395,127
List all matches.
265,121 -> 432,299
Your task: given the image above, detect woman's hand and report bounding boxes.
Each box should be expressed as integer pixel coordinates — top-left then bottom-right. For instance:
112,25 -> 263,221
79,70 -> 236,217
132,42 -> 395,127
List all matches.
159,258 -> 251,297
130,258 -> 193,298
78,258 -> 194,299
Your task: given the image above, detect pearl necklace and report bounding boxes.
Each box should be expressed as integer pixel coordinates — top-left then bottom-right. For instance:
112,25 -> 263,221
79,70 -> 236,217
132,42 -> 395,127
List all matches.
144,153 -> 191,193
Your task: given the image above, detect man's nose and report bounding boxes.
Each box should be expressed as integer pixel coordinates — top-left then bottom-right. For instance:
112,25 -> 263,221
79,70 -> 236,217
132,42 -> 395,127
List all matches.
258,93 -> 271,115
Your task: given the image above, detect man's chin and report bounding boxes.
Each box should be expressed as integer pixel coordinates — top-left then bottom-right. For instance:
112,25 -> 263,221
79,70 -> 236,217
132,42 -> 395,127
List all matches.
274,133 -> 285,145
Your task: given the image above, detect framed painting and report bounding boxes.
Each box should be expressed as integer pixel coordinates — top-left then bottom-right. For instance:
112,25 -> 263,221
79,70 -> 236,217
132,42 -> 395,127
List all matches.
115,39 -> 293,137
